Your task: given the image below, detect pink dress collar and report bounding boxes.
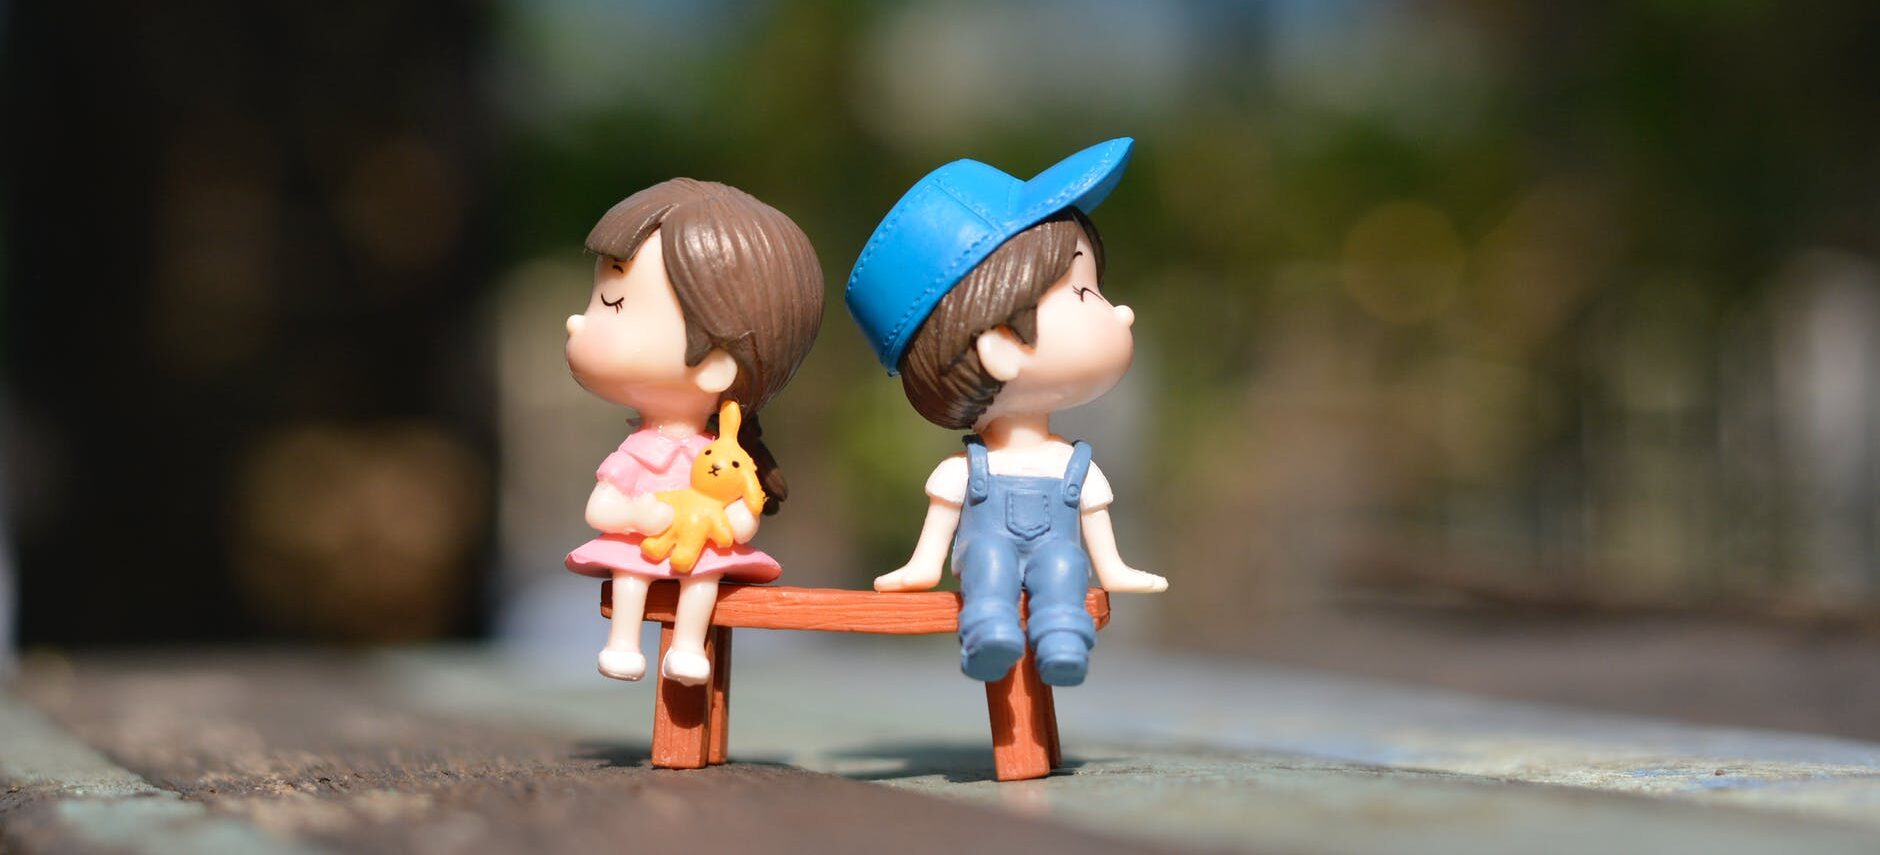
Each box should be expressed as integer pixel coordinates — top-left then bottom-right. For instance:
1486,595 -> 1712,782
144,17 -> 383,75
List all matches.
617,428 -> 709,473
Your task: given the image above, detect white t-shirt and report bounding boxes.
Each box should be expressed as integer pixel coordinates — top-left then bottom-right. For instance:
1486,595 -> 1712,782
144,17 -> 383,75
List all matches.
923,441 -> 1114,512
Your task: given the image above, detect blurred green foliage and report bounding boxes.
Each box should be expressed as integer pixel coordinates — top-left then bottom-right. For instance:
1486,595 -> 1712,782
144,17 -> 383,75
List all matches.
495,0 -> 1880,625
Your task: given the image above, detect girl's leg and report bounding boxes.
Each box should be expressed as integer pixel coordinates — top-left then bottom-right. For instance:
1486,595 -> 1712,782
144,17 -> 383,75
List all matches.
598,572 -> 650,681
660,574 -> 720,686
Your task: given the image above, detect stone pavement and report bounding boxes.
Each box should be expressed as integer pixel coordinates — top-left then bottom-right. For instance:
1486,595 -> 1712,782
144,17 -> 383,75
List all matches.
6,637 -> 1880,853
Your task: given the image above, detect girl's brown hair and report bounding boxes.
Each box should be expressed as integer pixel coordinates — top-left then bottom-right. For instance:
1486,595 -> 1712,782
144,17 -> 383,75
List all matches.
899,208 -> 1105,429
586,178 -> 824,513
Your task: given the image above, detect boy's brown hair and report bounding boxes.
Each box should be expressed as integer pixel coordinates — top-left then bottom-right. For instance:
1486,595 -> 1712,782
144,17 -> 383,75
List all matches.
585,178 -> 824,512
898,208 -> 1105,429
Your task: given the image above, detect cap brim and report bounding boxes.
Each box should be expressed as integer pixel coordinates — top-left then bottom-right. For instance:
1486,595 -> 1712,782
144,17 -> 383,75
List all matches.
1012,137 -> 1134,224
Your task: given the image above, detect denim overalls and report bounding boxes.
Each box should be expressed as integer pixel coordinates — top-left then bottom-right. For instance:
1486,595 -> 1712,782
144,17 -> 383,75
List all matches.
952,437 -> 1098,686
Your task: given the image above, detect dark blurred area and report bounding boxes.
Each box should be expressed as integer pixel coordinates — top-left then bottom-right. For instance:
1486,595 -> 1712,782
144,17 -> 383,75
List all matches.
3,0 -> 1879,670
2,1 -> 496,644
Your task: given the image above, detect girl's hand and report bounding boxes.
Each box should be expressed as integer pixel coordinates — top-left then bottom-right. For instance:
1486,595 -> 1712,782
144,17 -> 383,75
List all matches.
725,500 -> 759,544
874,561 -> 944,592
621,494 -> 676,535
1091,561 -> 1169,593
587,483 -> 675,535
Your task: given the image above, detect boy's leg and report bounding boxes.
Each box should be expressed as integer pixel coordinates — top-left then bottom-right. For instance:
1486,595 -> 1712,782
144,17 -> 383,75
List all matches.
957,539 -> 1024,681
1023,540 -> 1096,687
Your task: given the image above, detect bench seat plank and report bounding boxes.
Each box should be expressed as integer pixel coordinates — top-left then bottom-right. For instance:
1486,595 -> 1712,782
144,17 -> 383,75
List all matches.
602,581 -> 1111,635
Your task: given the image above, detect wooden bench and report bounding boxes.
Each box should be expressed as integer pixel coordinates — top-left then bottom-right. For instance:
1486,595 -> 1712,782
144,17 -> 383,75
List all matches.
600,580 -> 1111,781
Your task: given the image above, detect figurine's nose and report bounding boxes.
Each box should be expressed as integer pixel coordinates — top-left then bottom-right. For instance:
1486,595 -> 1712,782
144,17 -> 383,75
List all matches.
1113,304 -> 1135,328
566,314 -> 585,337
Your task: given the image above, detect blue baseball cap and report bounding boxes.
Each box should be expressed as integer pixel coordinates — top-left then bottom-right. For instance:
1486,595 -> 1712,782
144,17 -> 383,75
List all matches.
845,138 -> 1135,373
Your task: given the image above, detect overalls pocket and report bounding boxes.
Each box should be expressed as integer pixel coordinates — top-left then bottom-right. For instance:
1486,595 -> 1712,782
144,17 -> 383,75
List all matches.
1004,490 -> 1052,540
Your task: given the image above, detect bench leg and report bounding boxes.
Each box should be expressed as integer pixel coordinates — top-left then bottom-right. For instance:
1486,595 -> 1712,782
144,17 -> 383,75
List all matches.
708,626 -> 732,765
1041,682 -> 1061,769
984,648 -> 1058,781
651,623 -> 712,769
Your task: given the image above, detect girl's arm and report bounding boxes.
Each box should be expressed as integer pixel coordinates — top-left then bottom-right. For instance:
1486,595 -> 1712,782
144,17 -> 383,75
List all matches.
585,481 -> 675,535
873,498 -> 962,592
725,500 -> 758,544
1082,508 -> 1168,593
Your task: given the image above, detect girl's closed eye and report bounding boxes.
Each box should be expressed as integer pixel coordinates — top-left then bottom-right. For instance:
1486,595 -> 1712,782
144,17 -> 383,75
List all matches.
600,293 -> 625,312
1072,285 -> 1109,304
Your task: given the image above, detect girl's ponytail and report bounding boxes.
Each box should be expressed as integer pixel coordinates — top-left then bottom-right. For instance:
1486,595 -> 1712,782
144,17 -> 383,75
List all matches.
739,411 -> 786,516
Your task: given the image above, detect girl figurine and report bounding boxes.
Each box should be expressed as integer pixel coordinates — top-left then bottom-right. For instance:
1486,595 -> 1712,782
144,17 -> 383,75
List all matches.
844,138 -> 1167,688
565,179 -> 822,686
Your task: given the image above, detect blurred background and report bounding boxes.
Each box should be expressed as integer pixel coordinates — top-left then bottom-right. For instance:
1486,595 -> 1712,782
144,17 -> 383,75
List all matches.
3,0 -> 1878,730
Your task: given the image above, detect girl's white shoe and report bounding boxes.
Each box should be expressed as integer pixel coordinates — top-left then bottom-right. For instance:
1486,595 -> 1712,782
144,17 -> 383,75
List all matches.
597,647 -> 647,681
660,649 -> 712,686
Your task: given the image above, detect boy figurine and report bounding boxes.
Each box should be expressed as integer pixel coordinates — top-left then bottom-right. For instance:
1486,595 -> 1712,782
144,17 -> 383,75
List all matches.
846,138 -> 1168,687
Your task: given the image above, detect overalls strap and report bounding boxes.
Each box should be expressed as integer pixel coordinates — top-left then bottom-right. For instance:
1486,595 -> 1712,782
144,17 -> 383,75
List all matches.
1060,441 -> 1093,507
964,436 -> 991,504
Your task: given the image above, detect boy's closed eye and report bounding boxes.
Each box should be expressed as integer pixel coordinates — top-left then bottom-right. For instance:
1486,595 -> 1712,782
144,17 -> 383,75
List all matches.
1068,250 -> 1108,303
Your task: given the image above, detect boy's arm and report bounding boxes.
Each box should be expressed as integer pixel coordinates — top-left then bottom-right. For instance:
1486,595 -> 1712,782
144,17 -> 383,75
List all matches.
1081,508 -> 1169,593
873,498 -> 962,592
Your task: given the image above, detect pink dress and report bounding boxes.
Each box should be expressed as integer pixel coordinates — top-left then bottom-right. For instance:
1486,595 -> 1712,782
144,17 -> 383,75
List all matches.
564,429 -> 783,583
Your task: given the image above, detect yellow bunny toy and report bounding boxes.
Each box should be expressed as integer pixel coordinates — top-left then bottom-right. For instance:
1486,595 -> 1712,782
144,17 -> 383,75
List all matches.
639,400 -> 768,575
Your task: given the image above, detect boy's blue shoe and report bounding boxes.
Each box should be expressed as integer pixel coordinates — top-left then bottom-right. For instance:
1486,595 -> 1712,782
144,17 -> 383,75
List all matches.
1033,631 -> 1090,687
961,624 -> 1026,682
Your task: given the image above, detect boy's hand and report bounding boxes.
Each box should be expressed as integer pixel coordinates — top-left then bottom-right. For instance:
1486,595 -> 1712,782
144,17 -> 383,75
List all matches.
1093,561 -> 1169,593
874,562 -> 944,592
875,498 -> 963,592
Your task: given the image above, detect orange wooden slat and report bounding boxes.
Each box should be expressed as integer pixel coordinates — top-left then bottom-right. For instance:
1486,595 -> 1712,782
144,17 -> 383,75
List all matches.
600,581 -> 1111,634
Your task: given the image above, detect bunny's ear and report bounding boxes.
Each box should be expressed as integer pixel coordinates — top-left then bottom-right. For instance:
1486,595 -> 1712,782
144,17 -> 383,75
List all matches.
718,399 -> 743,438
741,469 -> 767,517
